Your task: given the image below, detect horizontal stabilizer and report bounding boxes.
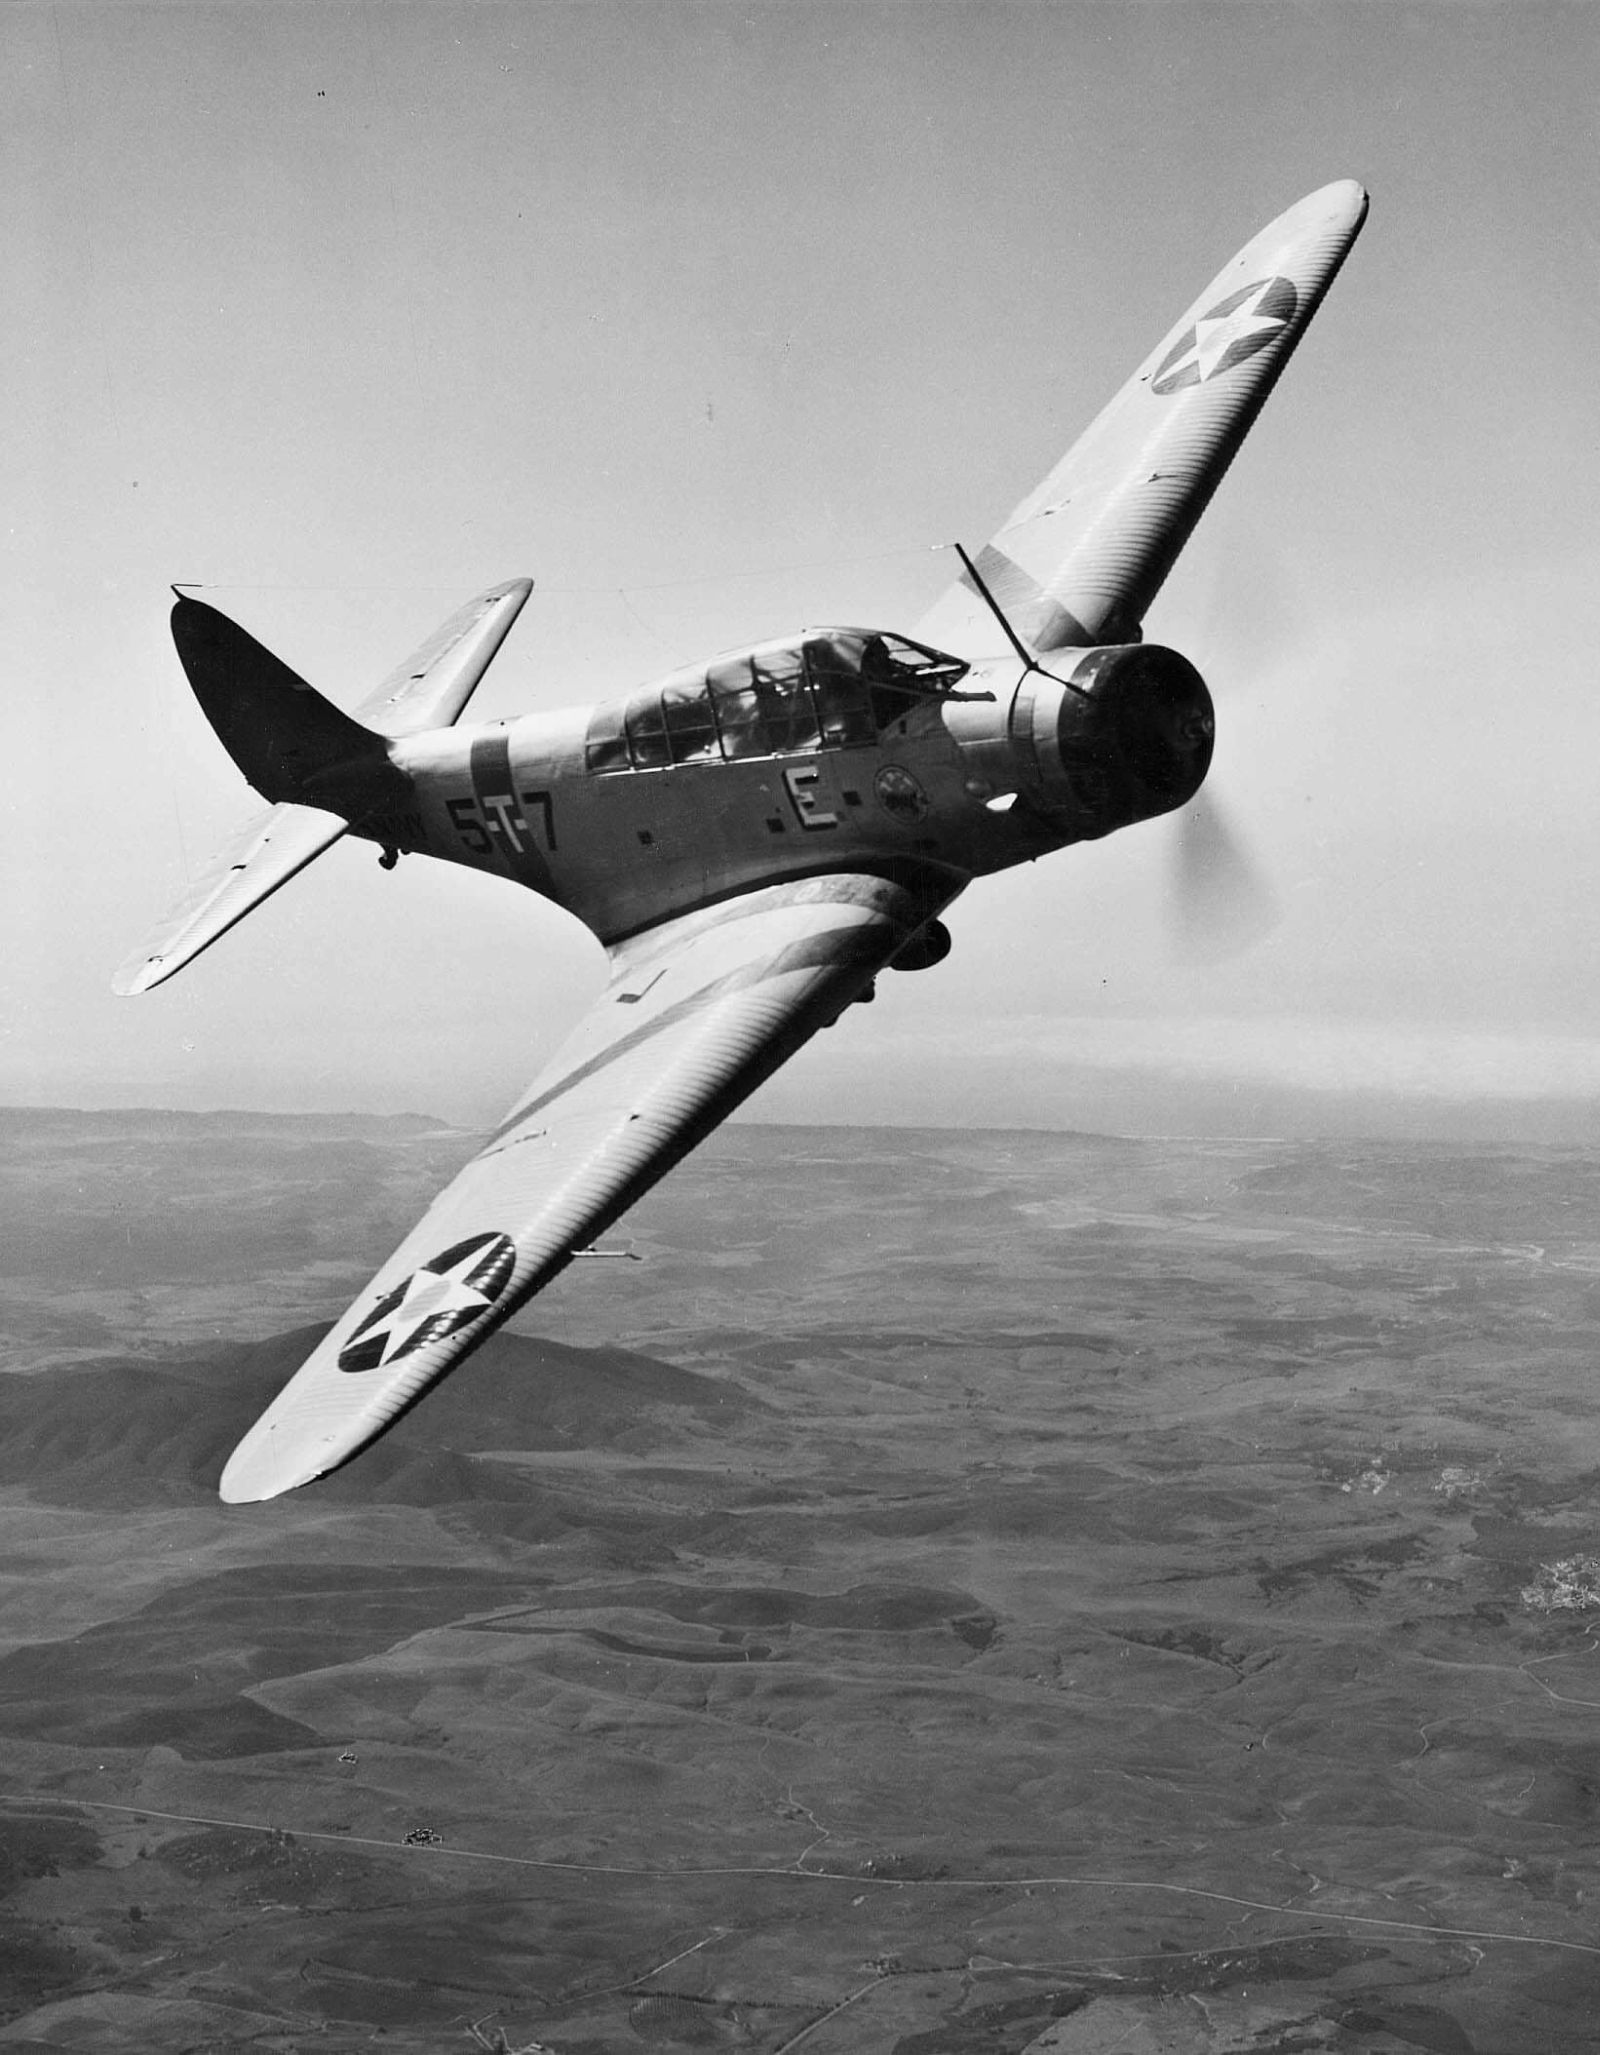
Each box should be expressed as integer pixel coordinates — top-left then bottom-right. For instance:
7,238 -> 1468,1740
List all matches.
352,577 -> 533,736
112,799 -> 347,995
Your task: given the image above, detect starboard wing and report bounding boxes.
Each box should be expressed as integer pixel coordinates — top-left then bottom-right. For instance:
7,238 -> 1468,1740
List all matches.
218,872 -> 953,1502
112,798 -> 347,995
915,180 -> 1368,658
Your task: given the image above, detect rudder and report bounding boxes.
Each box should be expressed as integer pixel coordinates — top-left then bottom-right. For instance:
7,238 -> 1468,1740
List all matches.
171,595 -> 400,813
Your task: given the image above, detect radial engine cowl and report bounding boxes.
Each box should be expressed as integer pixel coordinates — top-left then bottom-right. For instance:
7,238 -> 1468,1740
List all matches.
1029,643 -> 1214,840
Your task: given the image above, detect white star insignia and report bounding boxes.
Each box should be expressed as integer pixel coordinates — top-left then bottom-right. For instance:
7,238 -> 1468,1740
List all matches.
361,1251 -> 498,1366
1161,281 -> 1289,387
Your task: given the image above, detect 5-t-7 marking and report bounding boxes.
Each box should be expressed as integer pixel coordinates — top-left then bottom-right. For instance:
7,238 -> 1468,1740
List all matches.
448,789 -> 556,858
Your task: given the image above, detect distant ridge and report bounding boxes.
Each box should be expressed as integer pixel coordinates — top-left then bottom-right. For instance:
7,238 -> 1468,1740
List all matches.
12,1098 -> 1600,1144
0,1106 -> 454,1138
0,1327 -> 755,1510
2,1104 -> 1121,1140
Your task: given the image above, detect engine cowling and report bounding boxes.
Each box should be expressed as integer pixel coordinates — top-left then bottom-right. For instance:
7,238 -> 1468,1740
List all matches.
1023,643 -> 1214,840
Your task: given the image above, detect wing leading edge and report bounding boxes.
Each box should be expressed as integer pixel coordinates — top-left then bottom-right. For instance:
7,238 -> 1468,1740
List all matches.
916,179 -> 1368,658
219,873 -> 954,1502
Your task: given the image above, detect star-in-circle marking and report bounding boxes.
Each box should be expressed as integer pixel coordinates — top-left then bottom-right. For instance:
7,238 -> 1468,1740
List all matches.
1150,277 -> 1297,396
338,1231 -> 516,1373
873,763 -> 931,825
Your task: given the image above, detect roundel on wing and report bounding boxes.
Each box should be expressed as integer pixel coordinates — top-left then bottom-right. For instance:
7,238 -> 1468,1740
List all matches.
1150,277 -> 1298,396
338,1231 -> 517,1374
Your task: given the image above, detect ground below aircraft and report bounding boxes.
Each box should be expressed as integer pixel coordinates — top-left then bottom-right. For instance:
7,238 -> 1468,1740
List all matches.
117,180 -> 1368,1503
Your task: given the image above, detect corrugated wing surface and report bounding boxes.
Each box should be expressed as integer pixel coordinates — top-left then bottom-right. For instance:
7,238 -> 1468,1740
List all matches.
219,872 -> 944,1501
915,180 -> 1368,657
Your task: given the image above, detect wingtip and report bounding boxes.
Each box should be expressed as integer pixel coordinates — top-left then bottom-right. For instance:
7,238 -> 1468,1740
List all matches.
1327,176 -> 1370,225
219,1409 -> 343,1502
1226,179 -> 1368,288
218,1475 -> 278,1506
111,954 -> 168,996
1288,177 -> 1369,233
219,1441 -> 319,1504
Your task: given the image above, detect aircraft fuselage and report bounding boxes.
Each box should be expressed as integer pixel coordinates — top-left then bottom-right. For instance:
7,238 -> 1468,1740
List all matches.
359,632 -> 1213,945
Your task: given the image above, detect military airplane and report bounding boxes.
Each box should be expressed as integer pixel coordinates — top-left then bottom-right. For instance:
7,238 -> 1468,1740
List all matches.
116,180 -> 1368,1503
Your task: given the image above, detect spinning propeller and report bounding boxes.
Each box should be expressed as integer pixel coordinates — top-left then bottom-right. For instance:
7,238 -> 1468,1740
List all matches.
1167,782 -> 1280,963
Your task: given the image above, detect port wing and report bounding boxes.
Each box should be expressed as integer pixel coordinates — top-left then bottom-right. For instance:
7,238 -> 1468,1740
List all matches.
916,180 -> 1368,656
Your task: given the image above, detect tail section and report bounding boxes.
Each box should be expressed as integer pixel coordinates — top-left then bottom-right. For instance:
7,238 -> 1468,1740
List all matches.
171,596 -> 403,814
349,577 -> 532,736
112,797 -> 351,995
115,578 -> 534,995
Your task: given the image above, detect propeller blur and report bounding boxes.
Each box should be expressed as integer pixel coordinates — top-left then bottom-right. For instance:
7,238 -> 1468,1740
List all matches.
1168,787 -> 1282,963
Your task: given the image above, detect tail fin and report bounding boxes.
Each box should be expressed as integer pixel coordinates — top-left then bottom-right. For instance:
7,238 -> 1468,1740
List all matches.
116,578 -> 533,995
171,596 -> 402,814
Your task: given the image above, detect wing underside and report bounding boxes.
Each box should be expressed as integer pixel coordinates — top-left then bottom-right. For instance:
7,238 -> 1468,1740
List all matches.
219,872 -> 954,1502
915,179 -> 1368,657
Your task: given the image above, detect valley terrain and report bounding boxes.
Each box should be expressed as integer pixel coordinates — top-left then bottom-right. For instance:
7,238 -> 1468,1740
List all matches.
1,1109 -> 1598,2051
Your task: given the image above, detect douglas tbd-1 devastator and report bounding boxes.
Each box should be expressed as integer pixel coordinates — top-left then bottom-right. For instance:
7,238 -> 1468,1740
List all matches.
118,181 -> 1368,1502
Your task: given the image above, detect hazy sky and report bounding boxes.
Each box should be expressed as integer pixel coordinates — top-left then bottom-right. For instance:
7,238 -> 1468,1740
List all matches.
7,2 -> 1600,1136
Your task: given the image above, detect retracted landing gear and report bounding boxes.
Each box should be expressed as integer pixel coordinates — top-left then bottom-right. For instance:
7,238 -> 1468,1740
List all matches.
889,919 -> 952,973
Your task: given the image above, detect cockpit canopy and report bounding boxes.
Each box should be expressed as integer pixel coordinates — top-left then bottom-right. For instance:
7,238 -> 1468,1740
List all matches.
584,629 -> 971,773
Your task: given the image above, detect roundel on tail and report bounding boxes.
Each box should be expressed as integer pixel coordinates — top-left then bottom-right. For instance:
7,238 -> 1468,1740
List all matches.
338,1231 -> 517,1373
1151,277 -> 1298,396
